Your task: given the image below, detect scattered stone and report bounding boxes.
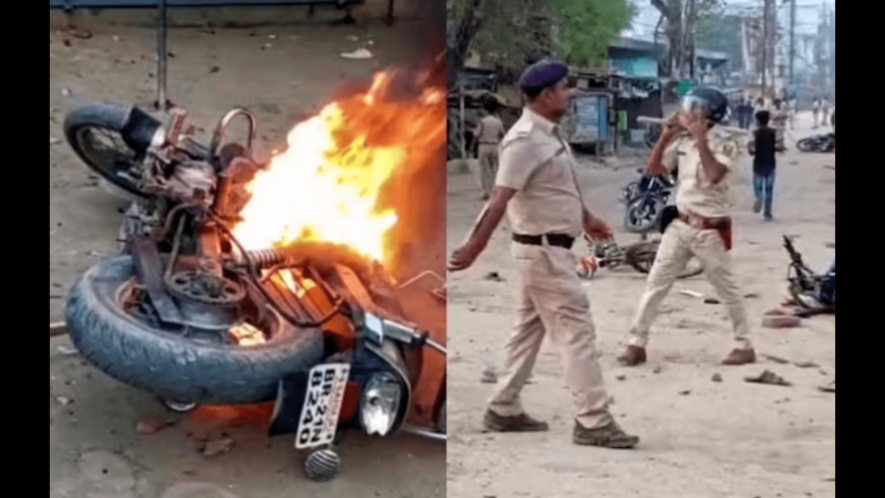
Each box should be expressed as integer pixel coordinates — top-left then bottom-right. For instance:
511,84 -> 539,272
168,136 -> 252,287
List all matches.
61,87 -> 72,97
703,297 -> 720,304
56,396 -> 73,406
67,28 -> 93,39
261,43 -> 273,50
161,482 -> 239,498
677,289 -> 704,298
340,48 -> 374,59
743,292 -> 760,299
652,366 -> 663,374
764,308 -> 790,316
268,34 -> 277,40
201,437 -> 234,457
678,389 -> 691,396
482,271 -> 504,282
480,366 -> 497,384
818,381 -> 835,393
824,242 -> 835,249
209,65 -> 220,74
764,354 -> 790,364
744,370 -> 792,387
56,345 -> 78,356
794,360 -> 819,369
762,315 -> 801,329
50,137 -> 62,145
136,419 -> 173,435
615,374 -> 626,381
711,373 -> 723,382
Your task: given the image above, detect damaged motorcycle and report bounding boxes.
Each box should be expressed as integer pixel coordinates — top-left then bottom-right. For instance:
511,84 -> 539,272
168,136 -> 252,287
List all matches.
61,101 -> 446,482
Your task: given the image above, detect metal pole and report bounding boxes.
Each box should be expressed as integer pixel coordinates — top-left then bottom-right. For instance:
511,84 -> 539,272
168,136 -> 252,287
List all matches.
789,0 -> 796,89
761,0 -> 769,99
157,0 -> 168,110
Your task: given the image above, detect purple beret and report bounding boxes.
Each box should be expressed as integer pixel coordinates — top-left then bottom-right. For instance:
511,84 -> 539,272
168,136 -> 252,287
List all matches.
518,59 -> 569,91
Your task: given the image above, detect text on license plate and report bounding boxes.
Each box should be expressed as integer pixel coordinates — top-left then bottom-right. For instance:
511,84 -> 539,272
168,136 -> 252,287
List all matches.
295,363 -> 350,450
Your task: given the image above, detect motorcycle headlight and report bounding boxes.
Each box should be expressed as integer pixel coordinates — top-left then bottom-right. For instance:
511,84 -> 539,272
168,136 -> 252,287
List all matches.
359,372 -> 402,436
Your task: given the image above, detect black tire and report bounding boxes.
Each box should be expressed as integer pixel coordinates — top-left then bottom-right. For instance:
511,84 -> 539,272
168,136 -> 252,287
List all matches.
796,138 -> 816,153
65,256 -> 325,404
624,241 -> 704,279
623,196 -> 665,233
63,102 -> 161,198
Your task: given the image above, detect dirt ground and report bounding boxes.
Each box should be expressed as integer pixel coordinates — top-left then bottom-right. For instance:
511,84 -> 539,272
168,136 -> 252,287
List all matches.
446,114 -> 835,497
49,19 -> 444,498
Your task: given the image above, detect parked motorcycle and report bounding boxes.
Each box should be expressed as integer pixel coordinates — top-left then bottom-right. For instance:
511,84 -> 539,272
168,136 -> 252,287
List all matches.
62,102 -> 446,481
796,133 -> 835,153
622,170 -> 674,233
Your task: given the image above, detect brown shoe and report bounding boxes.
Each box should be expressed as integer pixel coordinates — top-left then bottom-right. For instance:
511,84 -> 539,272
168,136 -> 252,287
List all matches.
482,410 -> 549,432
573,420 -> 639,449
617,345 -> 647,367
722,348 -> 756,365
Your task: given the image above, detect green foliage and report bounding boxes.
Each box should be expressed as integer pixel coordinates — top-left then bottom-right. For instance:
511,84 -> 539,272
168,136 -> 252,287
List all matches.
550,0 -> 635,65
447,0 -> 634,71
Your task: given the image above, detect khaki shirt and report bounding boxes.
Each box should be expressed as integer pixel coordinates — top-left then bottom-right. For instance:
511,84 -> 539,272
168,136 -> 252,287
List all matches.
475,114 -> 505,145
496,108 -> 584,238
662,128 -> 741,218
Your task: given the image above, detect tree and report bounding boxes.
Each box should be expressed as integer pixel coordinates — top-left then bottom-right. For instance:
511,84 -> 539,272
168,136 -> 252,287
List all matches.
650,0 -> 724,79
447,0 -> 634,88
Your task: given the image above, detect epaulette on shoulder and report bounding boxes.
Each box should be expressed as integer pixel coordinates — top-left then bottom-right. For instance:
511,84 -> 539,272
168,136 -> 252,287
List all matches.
501,119 -> 533,148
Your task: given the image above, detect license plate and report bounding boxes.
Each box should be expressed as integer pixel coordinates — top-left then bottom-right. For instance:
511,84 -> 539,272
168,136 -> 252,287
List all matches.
295,363 -> 350,450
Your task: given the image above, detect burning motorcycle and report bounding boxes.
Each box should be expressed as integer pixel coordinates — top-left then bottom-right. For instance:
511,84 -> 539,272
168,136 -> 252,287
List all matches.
61,72 -> 446,482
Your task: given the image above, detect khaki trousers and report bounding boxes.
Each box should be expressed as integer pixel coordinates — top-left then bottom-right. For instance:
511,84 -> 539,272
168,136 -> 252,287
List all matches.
475,144 -> 499,196
628,219 -> 752,349
488,242 -> 612,429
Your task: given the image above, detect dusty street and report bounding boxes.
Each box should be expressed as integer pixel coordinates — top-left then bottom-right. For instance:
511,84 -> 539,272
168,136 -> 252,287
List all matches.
49,16 -> 444,498
446,117 -> 835,497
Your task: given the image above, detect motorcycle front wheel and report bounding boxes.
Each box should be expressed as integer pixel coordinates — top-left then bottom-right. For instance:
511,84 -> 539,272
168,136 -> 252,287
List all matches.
623,196 -> 665,233
64,256 -> 325,404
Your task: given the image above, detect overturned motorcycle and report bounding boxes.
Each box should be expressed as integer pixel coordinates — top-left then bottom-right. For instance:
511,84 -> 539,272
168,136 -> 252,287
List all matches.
61,101 -> 446,482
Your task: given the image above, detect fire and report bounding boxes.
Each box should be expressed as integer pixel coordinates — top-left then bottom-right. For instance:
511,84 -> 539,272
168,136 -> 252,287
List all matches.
231,71 -> 446,265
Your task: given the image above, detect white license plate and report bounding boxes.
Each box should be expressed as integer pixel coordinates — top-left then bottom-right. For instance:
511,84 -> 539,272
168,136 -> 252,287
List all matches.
295,363 -> 350,450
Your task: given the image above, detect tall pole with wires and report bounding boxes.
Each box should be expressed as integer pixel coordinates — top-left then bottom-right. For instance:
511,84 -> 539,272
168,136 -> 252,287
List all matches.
761,0 -> 769,99
789,0 -> 796,92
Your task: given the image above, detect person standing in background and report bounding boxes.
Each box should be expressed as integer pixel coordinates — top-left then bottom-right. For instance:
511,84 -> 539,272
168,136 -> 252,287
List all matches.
812,97 -> 821,128
471,98 -> 506,200
821,97 -> 831,127
788,98 -> 798,129
749,110 -> 777,221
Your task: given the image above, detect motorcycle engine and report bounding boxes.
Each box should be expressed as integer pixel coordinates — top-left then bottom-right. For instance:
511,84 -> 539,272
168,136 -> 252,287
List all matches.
167,160 -> 217,206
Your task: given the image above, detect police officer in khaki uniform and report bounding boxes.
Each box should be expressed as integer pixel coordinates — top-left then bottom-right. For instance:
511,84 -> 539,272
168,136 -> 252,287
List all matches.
472,99 -> 506,200
449,59 -> 639,449
618,87 -> 757,367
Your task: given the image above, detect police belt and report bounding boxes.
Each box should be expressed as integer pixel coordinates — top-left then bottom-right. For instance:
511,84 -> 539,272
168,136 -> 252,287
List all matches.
512,233 -> 575,249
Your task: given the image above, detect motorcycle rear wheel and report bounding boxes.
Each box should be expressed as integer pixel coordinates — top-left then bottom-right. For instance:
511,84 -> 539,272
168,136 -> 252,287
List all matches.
624,241 -> 704,279
64,256 -> 325,404
63,102 -> 161,197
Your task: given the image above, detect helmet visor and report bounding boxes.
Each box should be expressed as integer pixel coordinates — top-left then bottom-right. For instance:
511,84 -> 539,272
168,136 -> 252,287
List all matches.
679,95 -> 711,119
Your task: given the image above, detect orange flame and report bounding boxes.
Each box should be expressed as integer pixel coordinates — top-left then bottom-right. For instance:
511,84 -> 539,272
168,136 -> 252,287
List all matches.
231,71 -> 446,266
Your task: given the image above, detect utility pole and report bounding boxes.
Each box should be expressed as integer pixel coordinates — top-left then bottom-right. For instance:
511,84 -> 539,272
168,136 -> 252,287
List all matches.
789,0 -> 796,91
761,0 -> 770,99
